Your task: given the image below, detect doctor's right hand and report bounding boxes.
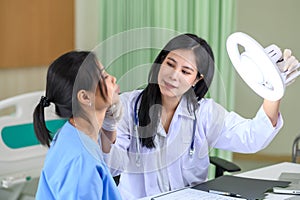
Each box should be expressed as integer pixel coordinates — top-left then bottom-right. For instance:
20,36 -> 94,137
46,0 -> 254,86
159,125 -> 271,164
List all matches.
102,101 -> 123,132
277,49 -> 300,86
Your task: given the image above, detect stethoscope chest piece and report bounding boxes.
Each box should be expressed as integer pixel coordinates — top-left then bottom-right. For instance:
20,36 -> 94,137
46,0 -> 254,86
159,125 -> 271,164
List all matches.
189,148 -> 195,156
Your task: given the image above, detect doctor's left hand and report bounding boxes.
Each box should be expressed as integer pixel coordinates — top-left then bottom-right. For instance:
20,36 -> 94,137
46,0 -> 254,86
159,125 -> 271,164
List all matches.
277,49 -> 300,86
102,101 -> 123,132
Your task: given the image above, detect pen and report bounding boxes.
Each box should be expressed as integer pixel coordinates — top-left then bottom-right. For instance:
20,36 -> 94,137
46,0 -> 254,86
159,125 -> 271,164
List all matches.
151,187 -> 187,200
209,189 -> 242,198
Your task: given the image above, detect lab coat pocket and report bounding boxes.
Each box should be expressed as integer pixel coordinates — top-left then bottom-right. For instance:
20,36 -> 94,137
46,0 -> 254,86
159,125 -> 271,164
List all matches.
181,154 -> 209,186
181,139 -> 210,186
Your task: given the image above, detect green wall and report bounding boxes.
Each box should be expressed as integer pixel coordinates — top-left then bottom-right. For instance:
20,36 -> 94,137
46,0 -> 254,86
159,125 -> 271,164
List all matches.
235,0 -> 300,155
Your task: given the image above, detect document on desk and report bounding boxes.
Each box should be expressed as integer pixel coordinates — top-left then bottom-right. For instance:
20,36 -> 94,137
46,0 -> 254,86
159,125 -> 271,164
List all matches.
151,188 -> 245,200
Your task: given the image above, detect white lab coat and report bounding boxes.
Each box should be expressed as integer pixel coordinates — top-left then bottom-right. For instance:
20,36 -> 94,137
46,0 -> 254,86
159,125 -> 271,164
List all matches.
104,90 -> 283,200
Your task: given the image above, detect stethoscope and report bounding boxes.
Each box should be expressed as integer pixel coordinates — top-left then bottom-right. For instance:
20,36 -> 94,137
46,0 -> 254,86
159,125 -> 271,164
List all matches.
133,91 -> 197,166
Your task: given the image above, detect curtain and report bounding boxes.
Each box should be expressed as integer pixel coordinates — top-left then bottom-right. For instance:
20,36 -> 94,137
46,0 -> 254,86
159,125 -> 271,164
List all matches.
97,0 -> 236,179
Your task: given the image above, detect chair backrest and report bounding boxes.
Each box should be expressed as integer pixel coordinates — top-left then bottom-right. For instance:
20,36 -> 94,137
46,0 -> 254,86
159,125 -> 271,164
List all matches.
0,91 -> 65,188
292,135 -> 300,163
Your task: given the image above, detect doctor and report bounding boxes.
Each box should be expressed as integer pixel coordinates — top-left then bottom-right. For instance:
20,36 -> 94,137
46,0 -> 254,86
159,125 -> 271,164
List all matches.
104,33 -> 299,199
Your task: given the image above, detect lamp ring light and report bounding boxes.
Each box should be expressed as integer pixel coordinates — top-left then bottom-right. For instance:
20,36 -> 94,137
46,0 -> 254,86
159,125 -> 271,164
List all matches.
226,32 -> 286,101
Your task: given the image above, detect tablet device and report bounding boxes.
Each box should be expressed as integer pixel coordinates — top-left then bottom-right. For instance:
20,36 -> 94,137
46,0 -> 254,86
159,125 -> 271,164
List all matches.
273,172 -> 300,194
273,185 -> 300,195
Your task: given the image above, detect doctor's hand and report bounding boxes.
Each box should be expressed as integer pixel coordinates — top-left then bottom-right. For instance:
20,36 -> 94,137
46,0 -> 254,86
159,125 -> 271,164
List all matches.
277,49 -> 300,86
102,101 -> 123,132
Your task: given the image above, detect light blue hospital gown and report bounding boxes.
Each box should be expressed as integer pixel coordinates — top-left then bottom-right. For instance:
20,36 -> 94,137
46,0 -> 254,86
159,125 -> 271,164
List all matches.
35,122 -> 121,200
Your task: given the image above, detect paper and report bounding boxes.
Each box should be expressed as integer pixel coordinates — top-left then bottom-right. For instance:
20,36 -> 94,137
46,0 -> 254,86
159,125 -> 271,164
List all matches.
151,188 -> 244,200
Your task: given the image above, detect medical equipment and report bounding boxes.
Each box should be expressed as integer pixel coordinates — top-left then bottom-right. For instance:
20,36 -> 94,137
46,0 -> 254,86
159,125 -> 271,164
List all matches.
226,32 -> 300,101
189,113 -> 197,156
133,92 -> 143,166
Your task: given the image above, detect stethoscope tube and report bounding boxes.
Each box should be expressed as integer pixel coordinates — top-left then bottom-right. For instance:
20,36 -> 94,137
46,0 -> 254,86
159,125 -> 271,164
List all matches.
189,113 -> 197,156
133,92 -> 143,166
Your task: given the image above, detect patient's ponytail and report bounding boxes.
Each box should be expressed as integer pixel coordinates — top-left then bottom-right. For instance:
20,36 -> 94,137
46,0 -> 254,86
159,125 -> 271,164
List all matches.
32,51 -> 100,147
33,96 -> 52,147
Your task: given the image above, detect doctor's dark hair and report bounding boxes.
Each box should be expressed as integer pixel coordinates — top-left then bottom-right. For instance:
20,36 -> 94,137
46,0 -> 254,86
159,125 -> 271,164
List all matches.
138,33 -> 215,148
33,51 -> 108,147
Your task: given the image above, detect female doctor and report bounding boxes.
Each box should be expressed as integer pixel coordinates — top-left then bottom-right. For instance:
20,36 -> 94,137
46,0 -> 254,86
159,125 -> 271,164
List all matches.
105,33 -> 299,199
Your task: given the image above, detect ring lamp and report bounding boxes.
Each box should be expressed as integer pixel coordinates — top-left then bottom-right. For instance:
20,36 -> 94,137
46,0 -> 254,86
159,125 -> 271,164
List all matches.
226,32 -> 285,101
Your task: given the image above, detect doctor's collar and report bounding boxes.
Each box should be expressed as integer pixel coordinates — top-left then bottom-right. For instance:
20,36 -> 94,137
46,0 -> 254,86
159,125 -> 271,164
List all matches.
175,96 -> 196,120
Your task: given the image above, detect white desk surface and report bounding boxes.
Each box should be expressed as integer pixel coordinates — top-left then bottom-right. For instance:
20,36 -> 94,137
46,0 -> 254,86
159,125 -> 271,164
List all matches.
236,162 -> 300,180
138,162 -> 300,200
235,162 -> 300,199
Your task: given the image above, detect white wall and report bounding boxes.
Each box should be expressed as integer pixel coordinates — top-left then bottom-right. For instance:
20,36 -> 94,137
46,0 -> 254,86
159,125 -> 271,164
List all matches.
235,0 -> 300,155
0,67 -> 47,100
75,0 -> 100,50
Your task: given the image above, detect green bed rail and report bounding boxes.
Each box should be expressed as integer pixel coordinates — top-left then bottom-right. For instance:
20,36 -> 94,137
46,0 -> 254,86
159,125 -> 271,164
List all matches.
1,119 -> 66,149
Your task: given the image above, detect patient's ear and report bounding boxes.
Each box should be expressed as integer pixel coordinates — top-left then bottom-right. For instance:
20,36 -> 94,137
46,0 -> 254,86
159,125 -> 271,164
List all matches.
77,90 -> 91,107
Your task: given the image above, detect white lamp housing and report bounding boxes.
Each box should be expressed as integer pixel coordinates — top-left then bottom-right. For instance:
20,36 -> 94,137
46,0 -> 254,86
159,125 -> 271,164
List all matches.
226,32 -> 285,101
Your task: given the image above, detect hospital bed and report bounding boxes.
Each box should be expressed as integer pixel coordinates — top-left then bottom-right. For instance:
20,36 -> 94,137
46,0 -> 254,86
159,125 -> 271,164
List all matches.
0,91 -> 65,199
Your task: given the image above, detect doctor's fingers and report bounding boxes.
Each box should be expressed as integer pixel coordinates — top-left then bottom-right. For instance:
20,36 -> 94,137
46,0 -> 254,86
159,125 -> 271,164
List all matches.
282,48 -> 298,72
285,56 -> 298,71
285,65 -> 300,86
283,49 -> 292,60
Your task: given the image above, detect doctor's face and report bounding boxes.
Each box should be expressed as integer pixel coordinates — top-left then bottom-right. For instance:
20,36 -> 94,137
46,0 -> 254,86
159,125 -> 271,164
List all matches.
158,49 -> 199,99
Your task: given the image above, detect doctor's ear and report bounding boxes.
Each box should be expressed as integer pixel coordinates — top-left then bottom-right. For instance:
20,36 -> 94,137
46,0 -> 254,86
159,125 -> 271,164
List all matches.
193,74 -> 204,87
77,90 -> 92,107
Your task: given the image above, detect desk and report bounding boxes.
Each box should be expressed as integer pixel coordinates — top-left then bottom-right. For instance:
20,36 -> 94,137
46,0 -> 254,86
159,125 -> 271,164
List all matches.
236,162 -> 300,180
235,162 -> 300,199
139,162 -> 300,200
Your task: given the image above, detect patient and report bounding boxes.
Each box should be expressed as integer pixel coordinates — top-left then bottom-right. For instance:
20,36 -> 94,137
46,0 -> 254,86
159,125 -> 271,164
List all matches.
33,51 -> 122,199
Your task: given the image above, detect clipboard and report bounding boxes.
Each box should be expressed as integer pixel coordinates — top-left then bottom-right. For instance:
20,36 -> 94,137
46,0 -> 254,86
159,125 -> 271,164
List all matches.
192,175 -> 290,200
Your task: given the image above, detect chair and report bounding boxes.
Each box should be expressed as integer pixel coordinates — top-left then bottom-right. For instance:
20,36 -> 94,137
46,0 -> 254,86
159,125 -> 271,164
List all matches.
0,91 -> 65,199
292,135 -> 300,163
209,156 -> 241,178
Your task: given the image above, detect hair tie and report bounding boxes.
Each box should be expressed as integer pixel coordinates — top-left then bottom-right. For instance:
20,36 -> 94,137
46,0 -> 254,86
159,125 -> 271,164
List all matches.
40,96 -> 50,107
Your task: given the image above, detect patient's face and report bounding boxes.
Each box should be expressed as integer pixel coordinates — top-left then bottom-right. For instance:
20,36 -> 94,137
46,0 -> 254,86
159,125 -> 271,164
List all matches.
94,65 -> 119,110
